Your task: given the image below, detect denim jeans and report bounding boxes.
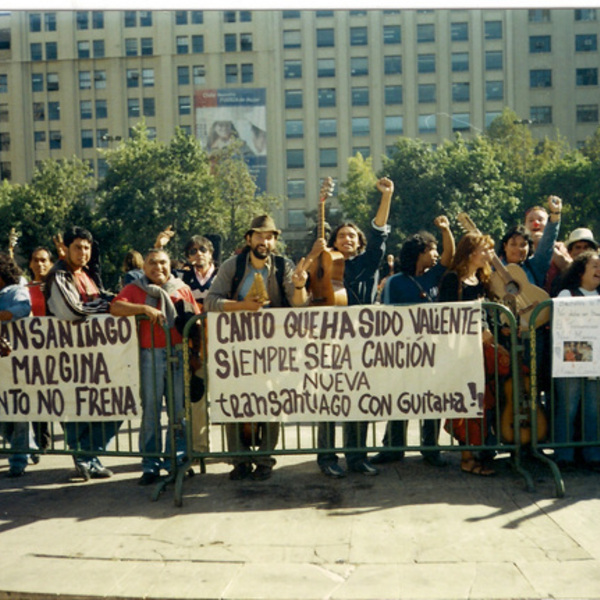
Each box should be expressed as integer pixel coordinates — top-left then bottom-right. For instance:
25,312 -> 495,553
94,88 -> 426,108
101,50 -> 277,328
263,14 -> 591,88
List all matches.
139,346 -> 186,475
317,421 -> 371,470
64,421 -> 121,467
554,377 -> 600,463
1,422 -> 29,473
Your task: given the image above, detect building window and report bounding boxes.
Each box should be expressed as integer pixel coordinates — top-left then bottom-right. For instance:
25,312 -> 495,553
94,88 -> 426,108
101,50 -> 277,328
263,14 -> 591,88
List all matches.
317,58 -> 335,78
530,106 -> 552,124
49,131 -> 61,150
79,71 -> 91,89
417,23 -> 435,43
385,115 -> 403,135
95,99 -> 107,119
225,64 -> 238,83
418,114 -> 436,133
224,33 -> 236,52
177,66 -> 190,85
94,70 -> 106,89
93,11 -> 104,29
193,65 -> 206,85
575,9 -> 597,21
191,11 -> 203,24
224,11 -> 236,23
128,98 -> 140,118
318,88 -> 336,107
285,120 -> 303,139
485,80 -> 504,100
0,132 -> 10,152
287,179 -> 305,198
97,129 -> 109,147
46,42 -> 57,60
175,11 -> 188,25
528,10 -> 551,23
451,52 -> 469,72
485,21 -> 502,40
576,68 -> 598,86
29,14 -> 42,32
178,96 -> 191,115
353,146 -> 370,158
485,50 -> 503,70
80,100 -> 92,119
241,63 -> 253,83
240,33 -> 252,51
283,11 -> 301,19
127,69 -> 139,88
287,149 -> 304,169
240,11 -> 252,22
142,68 -> 154,87
284,60 -> 302,79
530,35 -> 551,53
319,118 -> 337,137
351,87 -> 369,106
452,113 -> 471,131
530,69 -> 552,88
351,57 -> 369,76
31,43 -> 43,61
319,148 -> 337,167
125,38 -> 137,56
141,38 -> 153,56
34,131 -> 46,148
45,13 -> 57,31
285,89 -> 303,109
385,85 -> 402,105
93,40 -> 105,58
576,34 -> 597,52
351,117 -> 369,136
283,30 -> 301,49
350,27 -> 368,46
77,41 -> 90,58
576,104 -> 599,122
316,11 -> 334,17
383,55 -> 401,75
192,35 -> 204,53
317,28 -> 335,47
452,82 -> 470,102
418,83 -> 436,103
48,101 -> 60,120
485,111 -> 502,128
0,103 -> 8,122
177,36 -> 189,54
81,129 -> 93,148
140,11 -> 152,27
76,11 -> 89,30
32,73 -> 44,92
451,22 -> 468,41
288,209 -> 306,229
418,54 -> 435,73
384,25 -> 401,44
124,11 -> 136,27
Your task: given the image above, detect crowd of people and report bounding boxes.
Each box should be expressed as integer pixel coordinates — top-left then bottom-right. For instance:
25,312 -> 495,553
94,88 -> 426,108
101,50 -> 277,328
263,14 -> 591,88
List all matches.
1,182 -> 600,484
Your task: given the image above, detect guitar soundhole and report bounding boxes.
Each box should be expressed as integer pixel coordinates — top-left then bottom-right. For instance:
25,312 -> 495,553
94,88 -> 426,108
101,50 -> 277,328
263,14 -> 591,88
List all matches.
505,282 -> 520,295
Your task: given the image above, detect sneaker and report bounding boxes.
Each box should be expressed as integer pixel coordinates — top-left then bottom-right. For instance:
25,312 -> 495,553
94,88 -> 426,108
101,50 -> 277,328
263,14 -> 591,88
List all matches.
89,459 -> 113,479
423,453 -> 448,468
349,460 -> 379,476
321,463 -> 346,478
371,451 -> 404,465
74,461 -> 91,481
6,467 -> 25,478
138,472 -> 159,486
229,463 -> 253,481
251,465 -> 273,481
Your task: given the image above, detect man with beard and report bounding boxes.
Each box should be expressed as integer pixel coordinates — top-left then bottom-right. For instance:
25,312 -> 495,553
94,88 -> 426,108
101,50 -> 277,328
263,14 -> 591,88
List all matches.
205,215 -> 309,480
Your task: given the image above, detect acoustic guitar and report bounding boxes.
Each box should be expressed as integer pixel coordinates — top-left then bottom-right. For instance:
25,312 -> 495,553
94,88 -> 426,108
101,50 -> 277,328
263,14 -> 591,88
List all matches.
307,178 -> 348,307
457,213 -> 549,328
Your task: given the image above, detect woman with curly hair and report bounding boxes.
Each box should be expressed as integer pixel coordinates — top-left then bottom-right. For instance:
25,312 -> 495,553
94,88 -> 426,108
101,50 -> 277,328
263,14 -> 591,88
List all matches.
439,232 -> 497,476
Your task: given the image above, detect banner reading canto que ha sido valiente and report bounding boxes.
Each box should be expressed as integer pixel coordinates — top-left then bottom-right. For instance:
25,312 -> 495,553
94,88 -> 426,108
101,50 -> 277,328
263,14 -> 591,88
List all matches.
207,303 -> 486,423
0,315 -> 140,422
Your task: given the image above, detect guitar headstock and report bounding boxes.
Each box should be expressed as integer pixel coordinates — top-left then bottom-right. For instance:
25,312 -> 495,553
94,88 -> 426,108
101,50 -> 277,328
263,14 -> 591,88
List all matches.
457,212 -> 481,235
320,177 -> 335,202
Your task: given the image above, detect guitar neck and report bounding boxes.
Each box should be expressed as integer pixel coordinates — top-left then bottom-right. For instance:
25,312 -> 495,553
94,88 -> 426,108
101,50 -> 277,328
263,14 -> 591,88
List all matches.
489,252 -> 513,285
318,197 -> 326,240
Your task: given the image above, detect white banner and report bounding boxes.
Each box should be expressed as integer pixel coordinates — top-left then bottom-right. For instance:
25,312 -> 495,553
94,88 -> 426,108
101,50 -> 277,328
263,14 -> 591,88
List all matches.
552,296 -> 600,378
0,316 -> 141,422
207,303 -> 485,423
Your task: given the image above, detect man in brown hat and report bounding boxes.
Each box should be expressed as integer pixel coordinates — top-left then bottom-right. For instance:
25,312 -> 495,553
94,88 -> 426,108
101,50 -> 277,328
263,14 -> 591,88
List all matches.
205,214 -> 309,480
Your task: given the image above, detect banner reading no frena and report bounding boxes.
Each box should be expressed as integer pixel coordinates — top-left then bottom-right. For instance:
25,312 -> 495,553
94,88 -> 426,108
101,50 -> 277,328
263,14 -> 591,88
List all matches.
0,316 -> 141,422
207,303 -> 485,423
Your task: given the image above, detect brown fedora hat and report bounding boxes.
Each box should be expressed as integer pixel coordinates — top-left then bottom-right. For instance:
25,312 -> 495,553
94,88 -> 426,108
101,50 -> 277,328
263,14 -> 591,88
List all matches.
245,214 -> 281,237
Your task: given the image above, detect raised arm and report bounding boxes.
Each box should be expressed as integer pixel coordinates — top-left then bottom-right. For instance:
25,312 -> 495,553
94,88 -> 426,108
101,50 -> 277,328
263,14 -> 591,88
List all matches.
373,177 -> 394,228
434,215 -> 455,268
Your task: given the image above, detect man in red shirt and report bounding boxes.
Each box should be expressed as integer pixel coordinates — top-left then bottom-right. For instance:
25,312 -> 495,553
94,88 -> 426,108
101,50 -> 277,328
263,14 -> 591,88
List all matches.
111,248 -> 200,485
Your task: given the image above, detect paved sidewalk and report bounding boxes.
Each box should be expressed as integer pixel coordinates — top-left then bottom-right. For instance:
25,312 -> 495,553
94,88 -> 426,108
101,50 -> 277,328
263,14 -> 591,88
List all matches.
1,450 -> 600,600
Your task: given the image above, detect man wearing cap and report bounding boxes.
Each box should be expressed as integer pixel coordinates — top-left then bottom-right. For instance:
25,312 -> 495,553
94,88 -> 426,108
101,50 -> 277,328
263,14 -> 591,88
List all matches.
205,215 -> 310,480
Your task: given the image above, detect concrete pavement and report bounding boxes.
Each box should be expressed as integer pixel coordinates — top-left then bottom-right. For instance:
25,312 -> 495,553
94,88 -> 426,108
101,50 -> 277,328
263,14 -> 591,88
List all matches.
1,446 -> 600,600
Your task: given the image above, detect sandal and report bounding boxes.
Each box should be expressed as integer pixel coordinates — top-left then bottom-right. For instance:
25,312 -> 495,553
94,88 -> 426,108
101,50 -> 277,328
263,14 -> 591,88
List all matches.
460,459 -> 495,477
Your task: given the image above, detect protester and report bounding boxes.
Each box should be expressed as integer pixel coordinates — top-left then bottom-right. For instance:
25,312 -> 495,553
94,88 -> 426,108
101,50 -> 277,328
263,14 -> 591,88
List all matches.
179,236 -> 218,309
120,249 -> 144,288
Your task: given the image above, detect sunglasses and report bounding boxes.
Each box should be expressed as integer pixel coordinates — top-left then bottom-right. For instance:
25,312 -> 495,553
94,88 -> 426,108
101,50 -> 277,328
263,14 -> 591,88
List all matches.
188,246 -> 210,256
